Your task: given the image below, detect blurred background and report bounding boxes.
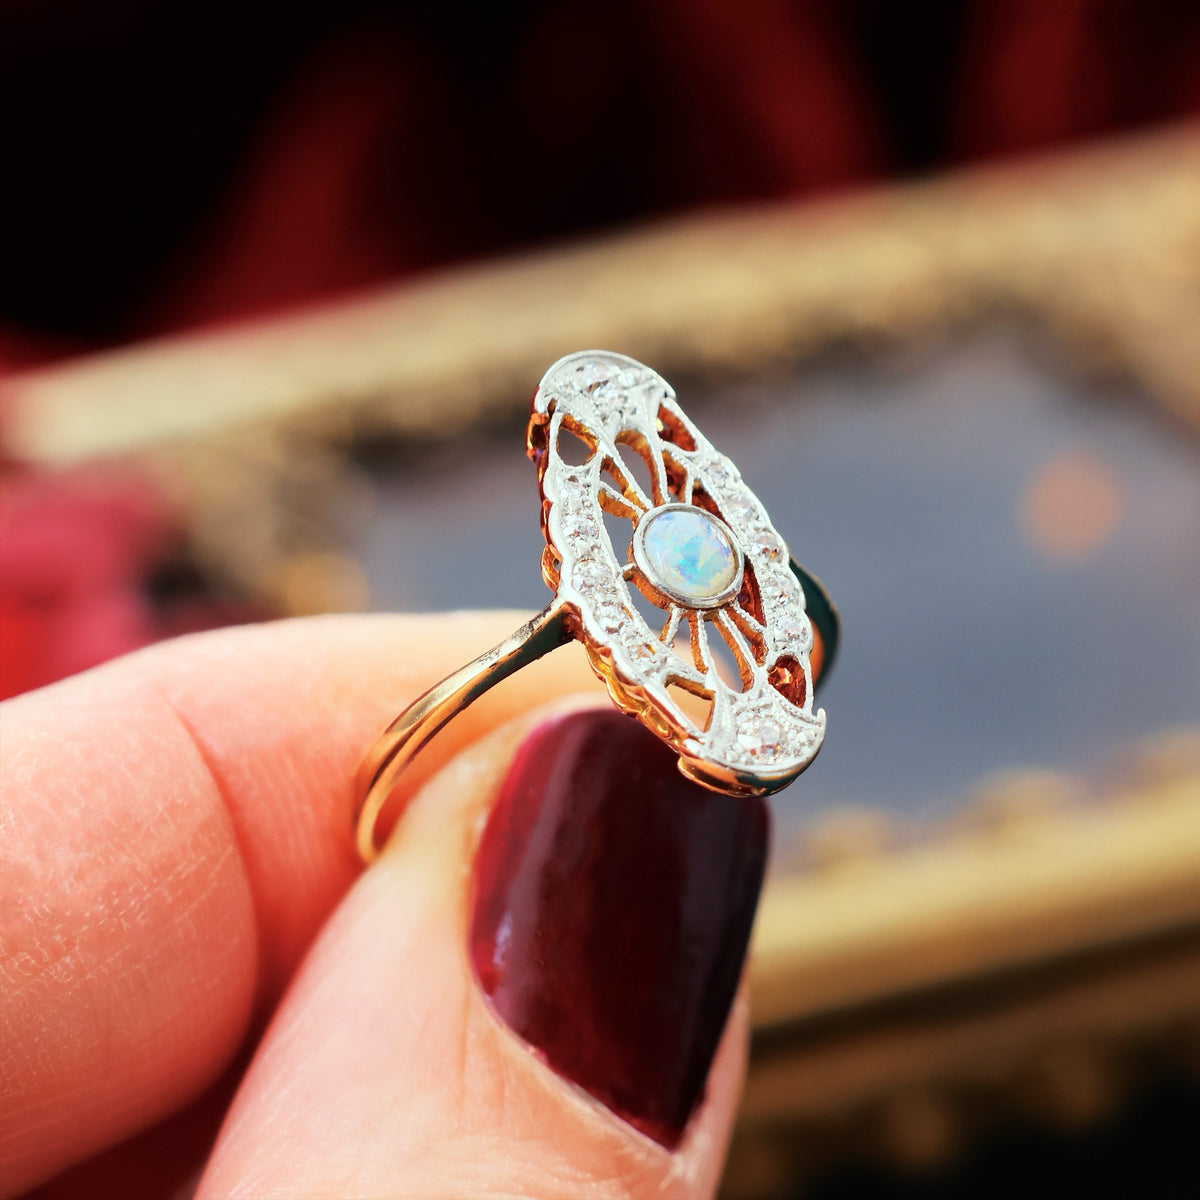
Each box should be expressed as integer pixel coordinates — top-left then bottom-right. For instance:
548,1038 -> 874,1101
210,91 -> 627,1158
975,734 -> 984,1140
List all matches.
2,3 -> 1199,1198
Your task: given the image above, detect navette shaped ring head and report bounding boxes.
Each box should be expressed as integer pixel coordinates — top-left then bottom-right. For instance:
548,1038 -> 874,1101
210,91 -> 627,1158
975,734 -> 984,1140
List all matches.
527,349 -> 831,797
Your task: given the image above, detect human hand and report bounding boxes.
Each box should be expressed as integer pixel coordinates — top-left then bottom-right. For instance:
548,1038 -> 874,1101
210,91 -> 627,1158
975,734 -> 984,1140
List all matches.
2,614 -> 767,1198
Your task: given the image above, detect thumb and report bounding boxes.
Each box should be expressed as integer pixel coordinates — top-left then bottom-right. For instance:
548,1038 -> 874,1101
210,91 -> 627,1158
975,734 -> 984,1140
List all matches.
197,702 -> 768,1199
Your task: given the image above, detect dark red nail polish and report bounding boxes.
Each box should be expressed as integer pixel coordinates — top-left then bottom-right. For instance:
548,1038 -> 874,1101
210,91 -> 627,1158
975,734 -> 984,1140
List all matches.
469,709 -> 770,1149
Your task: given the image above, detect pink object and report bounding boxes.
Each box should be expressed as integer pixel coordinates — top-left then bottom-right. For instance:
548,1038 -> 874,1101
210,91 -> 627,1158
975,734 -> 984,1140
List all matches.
0,466 -> 171,699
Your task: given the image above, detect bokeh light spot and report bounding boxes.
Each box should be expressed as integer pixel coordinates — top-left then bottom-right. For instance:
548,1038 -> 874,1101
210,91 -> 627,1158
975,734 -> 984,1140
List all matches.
1020,450 -> 1124,563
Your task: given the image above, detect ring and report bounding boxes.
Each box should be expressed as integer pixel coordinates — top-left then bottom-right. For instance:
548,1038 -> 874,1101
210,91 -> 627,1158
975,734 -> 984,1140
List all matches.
354,350 -> 840,862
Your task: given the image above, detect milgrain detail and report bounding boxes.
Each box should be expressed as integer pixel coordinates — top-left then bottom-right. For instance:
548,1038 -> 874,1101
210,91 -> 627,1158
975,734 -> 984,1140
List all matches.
528,350 -> 825,796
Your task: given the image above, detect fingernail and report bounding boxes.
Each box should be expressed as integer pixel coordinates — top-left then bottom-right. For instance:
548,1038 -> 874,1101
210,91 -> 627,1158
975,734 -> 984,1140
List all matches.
469,709 -> 770,1149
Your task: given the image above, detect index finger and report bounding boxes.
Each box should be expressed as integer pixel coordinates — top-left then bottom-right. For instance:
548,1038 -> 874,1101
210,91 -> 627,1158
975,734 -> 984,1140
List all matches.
0,612 -> 600,1196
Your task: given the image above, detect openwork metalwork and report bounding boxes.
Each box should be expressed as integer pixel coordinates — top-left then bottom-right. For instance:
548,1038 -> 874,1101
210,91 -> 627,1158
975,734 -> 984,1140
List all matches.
529,350 -> 826,796
355,350 -> 836,861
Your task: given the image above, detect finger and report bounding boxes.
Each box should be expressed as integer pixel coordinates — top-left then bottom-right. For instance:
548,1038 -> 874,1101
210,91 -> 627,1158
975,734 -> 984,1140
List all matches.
0,613 -> 600,1196
198,703 -> 767,1199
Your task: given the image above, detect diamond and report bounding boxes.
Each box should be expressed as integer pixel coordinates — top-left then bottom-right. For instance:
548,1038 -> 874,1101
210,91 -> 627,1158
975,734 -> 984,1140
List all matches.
640,508 -> 740,605
629,642 -> 659,664
777,617 -> 812,649
725,494 -> 759,524
565,524 -> 597,553
595,603 -> 625,633
593,387 -> 641,432
747,529 -> 782,559
738,719 -> 782,759
708,459 -> 737,486
573,559 -> 605,590
764,579 -> 798,609
576,360 -> 610,392
556,480 -> 587,512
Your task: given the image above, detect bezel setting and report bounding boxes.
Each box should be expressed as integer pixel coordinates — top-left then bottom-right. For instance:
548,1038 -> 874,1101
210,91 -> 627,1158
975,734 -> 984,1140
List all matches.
631,502 -> 745,610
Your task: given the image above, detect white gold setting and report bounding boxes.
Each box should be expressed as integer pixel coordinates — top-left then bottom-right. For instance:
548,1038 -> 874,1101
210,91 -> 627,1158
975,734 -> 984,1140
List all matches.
530,349 -> 826,793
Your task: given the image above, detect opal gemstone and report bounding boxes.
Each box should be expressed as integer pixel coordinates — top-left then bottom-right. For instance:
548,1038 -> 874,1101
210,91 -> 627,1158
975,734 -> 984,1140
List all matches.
641,508 -> 739,603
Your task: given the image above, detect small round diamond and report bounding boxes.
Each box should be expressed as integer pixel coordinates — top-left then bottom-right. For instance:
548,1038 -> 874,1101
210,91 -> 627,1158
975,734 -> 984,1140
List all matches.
576,361 -> 609,392
708,460 -> 737,486
738,719 -> 782,759
629,642 -> 659,664
777,617 -> 812,649
639,507 -> 741,606
747,530 -> 782,559
573,559 -> 605,590
593,387 -> 641,432
765,580 -> 798,609
595,603 -> 625,632
564,523 -> 597,552
557,480 -> 587,512
725,494 -> 759,524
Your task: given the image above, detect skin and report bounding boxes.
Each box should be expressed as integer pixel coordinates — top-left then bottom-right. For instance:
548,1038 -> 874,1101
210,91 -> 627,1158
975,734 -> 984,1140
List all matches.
1,614 -> 749,1198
